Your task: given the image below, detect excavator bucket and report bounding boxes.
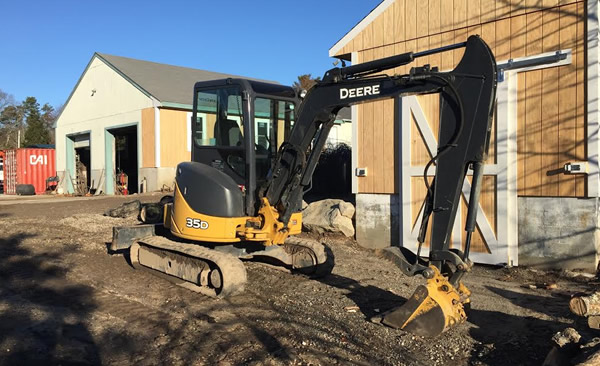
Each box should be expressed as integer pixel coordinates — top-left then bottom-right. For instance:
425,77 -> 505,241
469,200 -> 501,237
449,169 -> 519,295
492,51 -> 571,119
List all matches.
380,267 -> 470,337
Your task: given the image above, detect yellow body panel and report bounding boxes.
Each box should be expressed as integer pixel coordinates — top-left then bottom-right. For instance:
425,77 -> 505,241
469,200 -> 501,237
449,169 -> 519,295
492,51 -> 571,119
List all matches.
165,183 -> 301,245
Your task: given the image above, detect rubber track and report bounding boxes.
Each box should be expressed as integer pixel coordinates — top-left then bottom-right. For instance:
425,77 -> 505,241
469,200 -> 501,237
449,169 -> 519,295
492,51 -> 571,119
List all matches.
131,236 -> 247,298
283,237 -> 334,278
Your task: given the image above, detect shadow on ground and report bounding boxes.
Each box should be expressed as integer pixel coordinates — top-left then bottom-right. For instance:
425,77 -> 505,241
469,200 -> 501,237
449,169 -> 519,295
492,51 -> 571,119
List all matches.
0,233 -> 101,365
466,285 -> 575,365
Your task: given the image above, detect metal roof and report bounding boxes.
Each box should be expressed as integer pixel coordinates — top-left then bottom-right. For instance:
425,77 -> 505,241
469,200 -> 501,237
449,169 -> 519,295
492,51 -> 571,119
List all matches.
96,53 -> 278,108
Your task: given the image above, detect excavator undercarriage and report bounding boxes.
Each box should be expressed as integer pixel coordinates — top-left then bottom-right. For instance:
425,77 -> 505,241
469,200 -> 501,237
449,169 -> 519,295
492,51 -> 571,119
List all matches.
111,35 -> 497,337
112,225 -> 332,298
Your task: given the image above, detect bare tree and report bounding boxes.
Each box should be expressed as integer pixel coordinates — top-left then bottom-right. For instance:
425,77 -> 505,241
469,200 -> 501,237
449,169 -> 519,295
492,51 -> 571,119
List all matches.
0,90 -> 21,149
0,89 -> 15,111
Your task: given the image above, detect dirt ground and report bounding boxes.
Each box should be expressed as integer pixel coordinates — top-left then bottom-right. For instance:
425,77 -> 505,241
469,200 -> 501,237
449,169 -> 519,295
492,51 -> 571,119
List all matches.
0,193 -> 597,365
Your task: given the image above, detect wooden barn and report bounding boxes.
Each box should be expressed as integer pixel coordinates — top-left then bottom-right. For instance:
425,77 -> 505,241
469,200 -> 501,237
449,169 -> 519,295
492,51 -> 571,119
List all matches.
329,0 -> 599,270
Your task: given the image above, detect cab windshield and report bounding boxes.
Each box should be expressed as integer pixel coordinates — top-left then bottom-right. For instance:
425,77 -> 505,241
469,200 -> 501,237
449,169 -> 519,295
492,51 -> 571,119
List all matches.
193,87 -> 295,181
194,87 -> 244,148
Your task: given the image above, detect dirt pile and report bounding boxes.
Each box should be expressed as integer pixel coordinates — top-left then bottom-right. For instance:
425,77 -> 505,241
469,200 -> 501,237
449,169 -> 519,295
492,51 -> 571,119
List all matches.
59,213 -> 138,233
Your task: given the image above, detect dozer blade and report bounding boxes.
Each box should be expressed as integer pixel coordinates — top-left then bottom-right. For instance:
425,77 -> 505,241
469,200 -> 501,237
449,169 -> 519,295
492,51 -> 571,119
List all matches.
379,266 -> 469,337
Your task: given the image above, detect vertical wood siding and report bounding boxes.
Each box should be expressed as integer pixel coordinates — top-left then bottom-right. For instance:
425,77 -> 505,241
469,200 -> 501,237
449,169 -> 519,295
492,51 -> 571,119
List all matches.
141,107 -> 155,168
337,0 -> 586,198
159,109 -> 191,167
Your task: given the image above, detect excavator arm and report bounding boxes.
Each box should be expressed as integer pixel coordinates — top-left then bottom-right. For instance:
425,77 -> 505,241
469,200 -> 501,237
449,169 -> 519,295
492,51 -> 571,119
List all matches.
262,35 -> 497,336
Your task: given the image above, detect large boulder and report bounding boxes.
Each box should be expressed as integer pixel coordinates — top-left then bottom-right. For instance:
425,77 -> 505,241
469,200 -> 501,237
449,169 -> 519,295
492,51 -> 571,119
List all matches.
104,200 -> 141,218
302,199 -> 355,237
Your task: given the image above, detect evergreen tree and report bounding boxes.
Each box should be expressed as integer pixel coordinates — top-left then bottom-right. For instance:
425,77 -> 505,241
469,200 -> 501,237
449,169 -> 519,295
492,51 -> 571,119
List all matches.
293,74 -> 321,92
41,103 -> 57,144
22,96 -> 51,146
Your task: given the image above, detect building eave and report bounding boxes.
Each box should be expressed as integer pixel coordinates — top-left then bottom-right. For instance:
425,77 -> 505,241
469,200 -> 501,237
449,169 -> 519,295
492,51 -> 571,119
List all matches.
53,53 -> 162,129
328,0 -> 394,58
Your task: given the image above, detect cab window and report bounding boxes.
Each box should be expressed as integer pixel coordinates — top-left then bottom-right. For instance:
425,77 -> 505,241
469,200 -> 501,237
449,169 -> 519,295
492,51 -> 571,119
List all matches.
253,98 -> 295,153
194,87 -> 244,148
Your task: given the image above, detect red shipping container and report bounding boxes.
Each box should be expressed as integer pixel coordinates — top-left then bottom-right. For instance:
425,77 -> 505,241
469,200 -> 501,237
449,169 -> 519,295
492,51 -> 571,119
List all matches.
4,148 -> 56,195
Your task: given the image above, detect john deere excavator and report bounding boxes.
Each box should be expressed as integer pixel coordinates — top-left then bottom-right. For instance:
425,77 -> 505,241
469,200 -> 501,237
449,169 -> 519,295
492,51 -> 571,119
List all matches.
111,35 -> 497,337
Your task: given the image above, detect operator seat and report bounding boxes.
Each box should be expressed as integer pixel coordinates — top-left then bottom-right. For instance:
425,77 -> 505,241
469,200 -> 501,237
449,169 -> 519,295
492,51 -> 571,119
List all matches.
214,118 -> 243,147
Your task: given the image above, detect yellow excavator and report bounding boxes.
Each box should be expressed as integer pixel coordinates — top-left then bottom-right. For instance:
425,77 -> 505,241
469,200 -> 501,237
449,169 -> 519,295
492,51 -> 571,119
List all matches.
111,35 -> 497,337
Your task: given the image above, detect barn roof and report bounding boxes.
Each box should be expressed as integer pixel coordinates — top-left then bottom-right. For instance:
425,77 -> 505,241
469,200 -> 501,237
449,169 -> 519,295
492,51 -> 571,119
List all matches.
95,53 -> 277,109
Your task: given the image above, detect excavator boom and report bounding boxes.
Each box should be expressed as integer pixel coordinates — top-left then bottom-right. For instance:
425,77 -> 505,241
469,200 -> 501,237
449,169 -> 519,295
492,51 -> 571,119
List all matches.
262,35 -> 497,336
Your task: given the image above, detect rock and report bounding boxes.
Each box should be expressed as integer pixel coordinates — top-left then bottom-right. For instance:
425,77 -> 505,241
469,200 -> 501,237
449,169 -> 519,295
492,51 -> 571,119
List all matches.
543,328 -> 582,366
552,328 -> 581,347
302,199 -> 355,237
104,200 -> 141,218
338,201 -> 355,219
302,200 -> 308,210
330,210 -> 355,237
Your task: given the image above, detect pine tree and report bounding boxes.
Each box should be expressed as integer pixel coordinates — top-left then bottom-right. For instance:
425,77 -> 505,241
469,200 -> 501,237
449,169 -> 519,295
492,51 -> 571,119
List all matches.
41,103 -> 57,144
22,97 -> 51,147
293,74 -> 321,92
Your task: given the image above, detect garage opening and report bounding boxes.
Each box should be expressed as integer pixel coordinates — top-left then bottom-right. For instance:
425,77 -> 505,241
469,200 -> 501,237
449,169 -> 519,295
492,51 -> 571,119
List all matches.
108,126 -> 138,194
65,133 -> 92,195
73,134 -> 91,194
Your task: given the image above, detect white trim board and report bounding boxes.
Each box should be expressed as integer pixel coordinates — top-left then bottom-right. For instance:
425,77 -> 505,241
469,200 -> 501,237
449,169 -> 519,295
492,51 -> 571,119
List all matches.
587,0 -> 599,197
186,112 -> 193,152
351,52 -> 360,194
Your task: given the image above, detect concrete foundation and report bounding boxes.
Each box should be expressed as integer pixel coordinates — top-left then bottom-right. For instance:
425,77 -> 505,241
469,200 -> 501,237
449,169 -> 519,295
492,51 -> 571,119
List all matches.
57,167 -> 176,195
355,193 -> 401,249
518,196 -> 599,271
57,169 -> 105,194
354,193 -> 600,271
139,167 -> 176,192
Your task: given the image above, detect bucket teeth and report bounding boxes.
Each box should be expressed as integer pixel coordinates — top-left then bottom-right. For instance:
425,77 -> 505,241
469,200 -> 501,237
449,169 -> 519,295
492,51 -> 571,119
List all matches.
379,266 -> 468,337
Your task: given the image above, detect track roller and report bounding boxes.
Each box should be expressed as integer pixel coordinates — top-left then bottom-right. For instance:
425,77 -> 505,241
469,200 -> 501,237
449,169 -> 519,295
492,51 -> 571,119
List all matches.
130,236 -> 246,298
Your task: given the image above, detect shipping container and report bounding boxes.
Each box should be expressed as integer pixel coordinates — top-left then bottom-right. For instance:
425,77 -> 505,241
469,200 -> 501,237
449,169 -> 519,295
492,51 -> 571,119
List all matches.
4,148 -> 56,195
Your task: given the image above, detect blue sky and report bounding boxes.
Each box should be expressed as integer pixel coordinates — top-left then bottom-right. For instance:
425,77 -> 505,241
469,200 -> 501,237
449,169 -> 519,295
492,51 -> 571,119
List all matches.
0,1 -> 380,109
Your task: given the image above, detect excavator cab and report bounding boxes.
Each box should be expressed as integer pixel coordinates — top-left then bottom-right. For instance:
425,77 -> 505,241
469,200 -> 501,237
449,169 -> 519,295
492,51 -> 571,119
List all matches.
190,79 -> 298,215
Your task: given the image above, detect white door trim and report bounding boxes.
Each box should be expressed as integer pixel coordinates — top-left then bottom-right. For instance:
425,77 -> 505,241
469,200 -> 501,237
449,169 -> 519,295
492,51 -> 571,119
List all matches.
399,50 -> 572,266
400,96 -> 507,264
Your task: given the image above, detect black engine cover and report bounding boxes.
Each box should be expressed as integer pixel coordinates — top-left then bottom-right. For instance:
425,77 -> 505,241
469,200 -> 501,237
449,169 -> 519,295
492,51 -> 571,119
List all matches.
175,162 -> 244,218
